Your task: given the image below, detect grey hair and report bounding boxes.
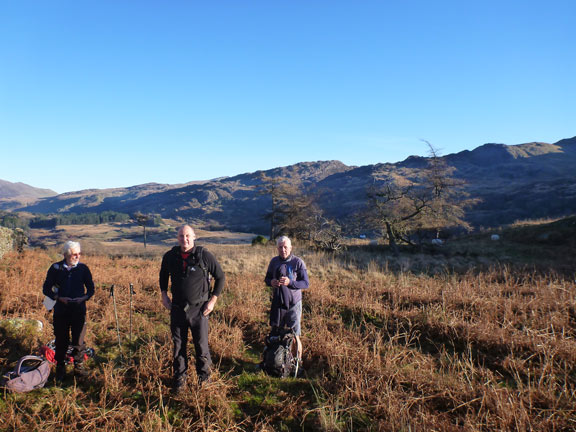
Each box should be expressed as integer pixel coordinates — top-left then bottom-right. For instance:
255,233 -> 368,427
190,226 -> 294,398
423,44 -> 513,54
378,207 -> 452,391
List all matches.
62,241 -> 81,255
276,236 -> 291,246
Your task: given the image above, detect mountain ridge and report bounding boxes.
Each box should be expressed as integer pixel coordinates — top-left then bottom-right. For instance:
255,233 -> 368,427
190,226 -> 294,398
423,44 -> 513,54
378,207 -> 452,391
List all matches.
2,136 -> 575,231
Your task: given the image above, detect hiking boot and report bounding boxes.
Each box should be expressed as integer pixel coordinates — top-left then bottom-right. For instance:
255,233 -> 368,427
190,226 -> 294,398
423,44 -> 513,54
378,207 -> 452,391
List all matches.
73,362 -> 90,377
198,374 -> 211,387
55,364 -> 66,383
171,376 -> 187,395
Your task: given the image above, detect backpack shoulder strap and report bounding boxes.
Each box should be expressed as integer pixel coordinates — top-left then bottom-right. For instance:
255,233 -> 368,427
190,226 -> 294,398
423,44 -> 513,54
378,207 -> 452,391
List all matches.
194,246 -> 208,272
194,245 -> 204,262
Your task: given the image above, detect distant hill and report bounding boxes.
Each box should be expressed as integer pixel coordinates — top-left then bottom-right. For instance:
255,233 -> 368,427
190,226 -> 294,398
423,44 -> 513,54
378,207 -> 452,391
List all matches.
5,137 -> 576,232
447,137 -> 576,226
0,180 -> 57,209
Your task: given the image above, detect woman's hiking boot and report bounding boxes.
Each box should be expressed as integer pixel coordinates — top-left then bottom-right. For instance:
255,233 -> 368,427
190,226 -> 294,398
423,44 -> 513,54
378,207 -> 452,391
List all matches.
55,363 -> 66,383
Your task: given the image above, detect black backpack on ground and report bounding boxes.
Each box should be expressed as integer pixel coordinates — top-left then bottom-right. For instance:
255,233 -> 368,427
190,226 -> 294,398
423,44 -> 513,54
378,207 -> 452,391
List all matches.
261,327 -> 298,378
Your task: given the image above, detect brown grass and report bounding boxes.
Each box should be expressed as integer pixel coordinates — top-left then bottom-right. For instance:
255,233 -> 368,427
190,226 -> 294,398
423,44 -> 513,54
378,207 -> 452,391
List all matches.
1,243 -> 575,431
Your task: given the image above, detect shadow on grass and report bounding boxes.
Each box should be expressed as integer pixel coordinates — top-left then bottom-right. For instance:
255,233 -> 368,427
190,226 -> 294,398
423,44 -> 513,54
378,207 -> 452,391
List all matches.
337,303 -> 560,388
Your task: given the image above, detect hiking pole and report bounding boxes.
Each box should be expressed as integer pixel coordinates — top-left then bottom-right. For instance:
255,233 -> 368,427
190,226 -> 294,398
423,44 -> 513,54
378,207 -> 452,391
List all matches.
109,284 -> 123,360
129,283 -> 134,342
293,339 -> 301,378
129,283 -> 135,360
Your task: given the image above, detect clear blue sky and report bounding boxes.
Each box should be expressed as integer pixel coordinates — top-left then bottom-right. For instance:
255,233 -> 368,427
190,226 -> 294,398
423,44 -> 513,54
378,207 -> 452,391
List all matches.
1,1 -> 574,193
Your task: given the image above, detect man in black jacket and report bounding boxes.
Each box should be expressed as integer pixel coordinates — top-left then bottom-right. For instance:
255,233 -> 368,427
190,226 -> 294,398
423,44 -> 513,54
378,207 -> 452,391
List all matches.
42,240 -> 95,382
159,225 -> 225,393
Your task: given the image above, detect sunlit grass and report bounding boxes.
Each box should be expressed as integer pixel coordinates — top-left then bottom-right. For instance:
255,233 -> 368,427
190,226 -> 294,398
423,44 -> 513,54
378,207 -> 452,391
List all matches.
0,242 -> 575,431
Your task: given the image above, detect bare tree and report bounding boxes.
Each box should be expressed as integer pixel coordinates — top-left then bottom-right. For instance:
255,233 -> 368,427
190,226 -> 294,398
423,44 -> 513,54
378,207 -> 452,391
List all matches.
419,140 -> 478,236
308,214 -> 344,251
281,192 -> 322,240
258,173 -> 300,240
133,212 -> 150,248
258,176 -> 342,247
365,142 -> 477,253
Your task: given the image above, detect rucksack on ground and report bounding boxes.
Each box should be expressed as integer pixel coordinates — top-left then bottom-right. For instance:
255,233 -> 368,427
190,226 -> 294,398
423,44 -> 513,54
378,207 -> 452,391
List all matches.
261,327 -> 298,378
1,355 -> 51,393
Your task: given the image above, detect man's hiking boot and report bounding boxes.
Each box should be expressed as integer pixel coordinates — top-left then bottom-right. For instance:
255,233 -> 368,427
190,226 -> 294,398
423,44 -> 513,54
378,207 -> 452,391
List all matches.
74,362 -> 90,377
171,376 -> 187,395
198,374 -> 211,387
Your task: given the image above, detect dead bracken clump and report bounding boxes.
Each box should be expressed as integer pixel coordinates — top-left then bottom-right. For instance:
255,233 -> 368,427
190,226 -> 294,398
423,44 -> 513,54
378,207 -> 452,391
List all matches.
0,246 -> 575,431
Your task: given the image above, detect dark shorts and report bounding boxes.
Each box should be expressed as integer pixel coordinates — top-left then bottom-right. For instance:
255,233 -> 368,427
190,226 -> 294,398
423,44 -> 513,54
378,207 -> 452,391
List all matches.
271,301 -> 302,336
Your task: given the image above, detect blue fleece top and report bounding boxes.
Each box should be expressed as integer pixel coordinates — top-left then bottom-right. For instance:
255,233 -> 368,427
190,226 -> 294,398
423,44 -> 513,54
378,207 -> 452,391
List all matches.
264,254 -> 309,309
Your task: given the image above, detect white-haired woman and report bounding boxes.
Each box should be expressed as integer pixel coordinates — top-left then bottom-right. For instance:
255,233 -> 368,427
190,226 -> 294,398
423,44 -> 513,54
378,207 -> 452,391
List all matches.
42,240 -> 95,383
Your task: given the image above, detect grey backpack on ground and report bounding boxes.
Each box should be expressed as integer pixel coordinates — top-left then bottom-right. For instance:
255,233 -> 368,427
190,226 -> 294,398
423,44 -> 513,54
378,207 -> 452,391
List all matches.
1,355 -> 51,392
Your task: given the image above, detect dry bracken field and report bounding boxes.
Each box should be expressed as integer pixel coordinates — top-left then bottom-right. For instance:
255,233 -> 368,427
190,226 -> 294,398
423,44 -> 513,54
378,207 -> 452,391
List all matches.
0,243 -> 575,431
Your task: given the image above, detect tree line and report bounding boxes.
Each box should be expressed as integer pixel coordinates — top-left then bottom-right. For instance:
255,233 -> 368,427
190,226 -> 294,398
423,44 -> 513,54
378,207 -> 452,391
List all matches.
0,211 -> 133,230
259,142 -> 477,252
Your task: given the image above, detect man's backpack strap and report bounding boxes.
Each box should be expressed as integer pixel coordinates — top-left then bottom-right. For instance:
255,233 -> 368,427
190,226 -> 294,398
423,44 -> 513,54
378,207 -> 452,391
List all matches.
194,246 -> 212,299
194,246 -> 206,274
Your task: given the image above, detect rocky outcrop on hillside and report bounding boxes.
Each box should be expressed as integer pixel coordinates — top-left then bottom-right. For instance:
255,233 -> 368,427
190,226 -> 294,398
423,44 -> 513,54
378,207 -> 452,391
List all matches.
0,227 -> 14,258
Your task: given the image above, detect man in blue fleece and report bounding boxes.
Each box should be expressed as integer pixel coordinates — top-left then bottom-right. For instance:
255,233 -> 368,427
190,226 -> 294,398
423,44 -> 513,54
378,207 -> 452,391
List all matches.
264,236 -> 309,363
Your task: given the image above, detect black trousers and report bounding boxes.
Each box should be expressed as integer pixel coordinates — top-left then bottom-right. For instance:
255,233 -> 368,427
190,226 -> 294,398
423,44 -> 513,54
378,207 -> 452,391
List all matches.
53,304 -> 86,366
170,304 -> 211,381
